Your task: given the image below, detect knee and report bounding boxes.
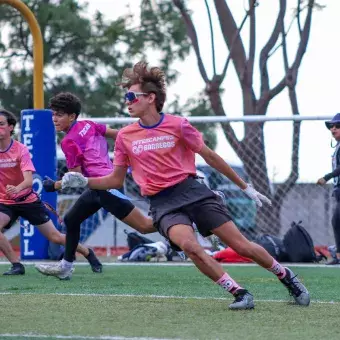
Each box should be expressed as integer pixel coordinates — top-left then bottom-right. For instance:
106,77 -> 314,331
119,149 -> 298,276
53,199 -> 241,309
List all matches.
63,212 -> 71,227
138,218 -> 155,234
0,216 -> 10,230
63,212 -> 79,231
136,223 -> 149,234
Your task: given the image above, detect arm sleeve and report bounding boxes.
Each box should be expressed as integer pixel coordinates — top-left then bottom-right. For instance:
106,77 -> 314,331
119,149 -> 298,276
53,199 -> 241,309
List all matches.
20,146 -> 35,172
113,132 -> 129,167
324,167 -> 340,181
180,118 -> 204,152
93,122 -> 107,136
61,139 -> 84,169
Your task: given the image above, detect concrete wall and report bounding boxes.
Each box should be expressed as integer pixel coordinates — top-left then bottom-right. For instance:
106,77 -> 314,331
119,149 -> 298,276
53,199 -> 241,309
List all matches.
278,184 -> 335,246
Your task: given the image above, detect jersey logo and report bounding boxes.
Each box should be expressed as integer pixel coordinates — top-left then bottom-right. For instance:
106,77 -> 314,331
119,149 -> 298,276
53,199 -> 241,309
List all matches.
0,158 -> 17,168
79,123 -> 91,137
131,135 -> 175,155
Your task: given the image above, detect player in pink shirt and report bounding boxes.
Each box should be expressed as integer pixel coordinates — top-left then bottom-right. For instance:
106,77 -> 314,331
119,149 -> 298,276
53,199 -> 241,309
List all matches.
49,63 -> 309,309
35,92 -> 156,279
0,109 -> 102,275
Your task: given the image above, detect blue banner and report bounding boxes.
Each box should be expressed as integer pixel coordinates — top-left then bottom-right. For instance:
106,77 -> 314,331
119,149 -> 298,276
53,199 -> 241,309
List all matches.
20,109 -> 57,259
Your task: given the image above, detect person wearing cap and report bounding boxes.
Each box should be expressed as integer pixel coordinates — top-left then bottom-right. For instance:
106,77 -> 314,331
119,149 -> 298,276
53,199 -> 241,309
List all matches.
317,113 -> 340,265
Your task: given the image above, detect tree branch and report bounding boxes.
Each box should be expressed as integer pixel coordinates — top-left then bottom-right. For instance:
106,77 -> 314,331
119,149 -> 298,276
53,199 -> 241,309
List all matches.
297,0 -> 303,37
19,19 -> 33,59
213,0 -> 247,83
267,14 -> 295,59
49,37 -> 82,62
0,51 -> 27,59
206,78 -> 243,155
274,88 -> 301,202
280,9 -> 289,72
272,1 -> 315,202
204,0 -> 216,76
246,0 -> 257,88
259,0 -> 286,95
219,3 -> 253,85
291,0 -> 314,72
266,0 -> 314,103
172,0 -> 209,83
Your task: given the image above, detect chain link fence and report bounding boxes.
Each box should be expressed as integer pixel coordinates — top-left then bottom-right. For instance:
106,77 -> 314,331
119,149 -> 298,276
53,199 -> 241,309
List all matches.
56,116 -> 336,251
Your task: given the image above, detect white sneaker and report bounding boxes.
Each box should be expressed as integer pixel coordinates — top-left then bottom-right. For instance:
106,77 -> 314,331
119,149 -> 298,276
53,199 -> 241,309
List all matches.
35,261 -> 74,280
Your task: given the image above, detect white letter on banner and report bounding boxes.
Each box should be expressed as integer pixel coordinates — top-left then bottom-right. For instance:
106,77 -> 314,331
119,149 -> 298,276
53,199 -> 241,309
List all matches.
22,221 -> 35,237
32,176 -> 43,195
22,115 -> 34,131
23,239 -> 34,256
23,134 -> 33,148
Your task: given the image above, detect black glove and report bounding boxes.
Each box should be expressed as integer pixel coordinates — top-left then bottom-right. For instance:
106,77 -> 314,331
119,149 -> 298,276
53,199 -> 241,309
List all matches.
43,176 -> 56,192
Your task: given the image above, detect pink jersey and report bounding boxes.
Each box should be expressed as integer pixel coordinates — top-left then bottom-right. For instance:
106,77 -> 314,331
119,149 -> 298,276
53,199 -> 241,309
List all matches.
61,120 -> 113,177
114,113 -> 204,196
0,140 -> 36,204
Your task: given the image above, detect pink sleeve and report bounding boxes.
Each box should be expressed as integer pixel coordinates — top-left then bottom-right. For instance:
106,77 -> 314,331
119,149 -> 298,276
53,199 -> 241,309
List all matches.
113,132 -> 129,167
180,118 -> 204,152
61,139 -> 84,169
20,146 -> 35,172
94,122 -> 107,136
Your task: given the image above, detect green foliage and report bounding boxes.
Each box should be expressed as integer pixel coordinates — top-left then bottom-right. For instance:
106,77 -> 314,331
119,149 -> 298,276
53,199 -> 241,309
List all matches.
0,0 -> 190,115
0,0 -> 218,148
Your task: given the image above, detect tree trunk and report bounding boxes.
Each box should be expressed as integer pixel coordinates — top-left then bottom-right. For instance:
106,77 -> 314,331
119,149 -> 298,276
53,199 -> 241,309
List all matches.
240,124 -> 281,234
257,200 -> 282,235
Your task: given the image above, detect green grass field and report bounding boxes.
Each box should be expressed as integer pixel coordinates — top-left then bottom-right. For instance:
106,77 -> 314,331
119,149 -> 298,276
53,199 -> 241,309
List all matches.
0,263 -> 339,340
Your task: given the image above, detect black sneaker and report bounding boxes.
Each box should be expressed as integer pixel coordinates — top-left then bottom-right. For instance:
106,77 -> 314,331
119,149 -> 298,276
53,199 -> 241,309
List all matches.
228,289 -> 255,310
86,249 -> 103,273
280,267 -> 310,306
3,263 -> 25,276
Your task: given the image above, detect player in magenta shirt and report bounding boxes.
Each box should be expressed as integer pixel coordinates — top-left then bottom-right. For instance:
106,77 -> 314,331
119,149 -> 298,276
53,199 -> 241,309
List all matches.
60,119 -> 114,178
35,92 -> 156,279
0,109 -> 102,275
52,63 -> 309,309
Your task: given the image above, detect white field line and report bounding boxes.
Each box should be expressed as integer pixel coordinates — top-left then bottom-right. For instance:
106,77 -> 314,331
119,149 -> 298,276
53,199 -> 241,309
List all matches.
0,261 -> 339,268
0,334 -> 179,340
0,291 -> 339,305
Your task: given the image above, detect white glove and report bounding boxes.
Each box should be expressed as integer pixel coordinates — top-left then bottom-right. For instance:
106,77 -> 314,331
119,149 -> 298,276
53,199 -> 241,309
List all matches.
62,172 -> 89,189
242,184 -> 272,207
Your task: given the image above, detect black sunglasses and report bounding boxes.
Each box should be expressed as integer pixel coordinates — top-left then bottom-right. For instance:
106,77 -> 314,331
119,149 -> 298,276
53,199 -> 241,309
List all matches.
327,123 -> 340,130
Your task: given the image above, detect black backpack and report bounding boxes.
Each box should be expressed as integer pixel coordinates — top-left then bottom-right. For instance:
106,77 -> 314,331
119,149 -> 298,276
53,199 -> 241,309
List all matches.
125,230 -> 154,250
283,221 -> 318,263
254,234 -> 289,262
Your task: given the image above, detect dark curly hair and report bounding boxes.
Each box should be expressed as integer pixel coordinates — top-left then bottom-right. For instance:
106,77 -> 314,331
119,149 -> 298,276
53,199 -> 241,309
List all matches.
48,92 -> 81,118
0,109 -> 17,135
119,61 -> 166,113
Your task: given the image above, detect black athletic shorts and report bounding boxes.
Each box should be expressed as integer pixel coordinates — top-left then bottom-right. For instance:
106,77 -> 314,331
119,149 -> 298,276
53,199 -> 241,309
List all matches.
148,177 -> 232,239
0,199 -> 51,230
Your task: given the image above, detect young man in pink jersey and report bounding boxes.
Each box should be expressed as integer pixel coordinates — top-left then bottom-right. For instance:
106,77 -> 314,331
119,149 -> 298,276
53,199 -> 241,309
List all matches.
45,63 -> 310,309
0,109 -> 102,275
35,92 -> 156,279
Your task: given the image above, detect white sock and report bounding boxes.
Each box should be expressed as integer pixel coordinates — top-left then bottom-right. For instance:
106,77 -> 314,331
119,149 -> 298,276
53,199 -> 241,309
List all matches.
61,259 -> 73,269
